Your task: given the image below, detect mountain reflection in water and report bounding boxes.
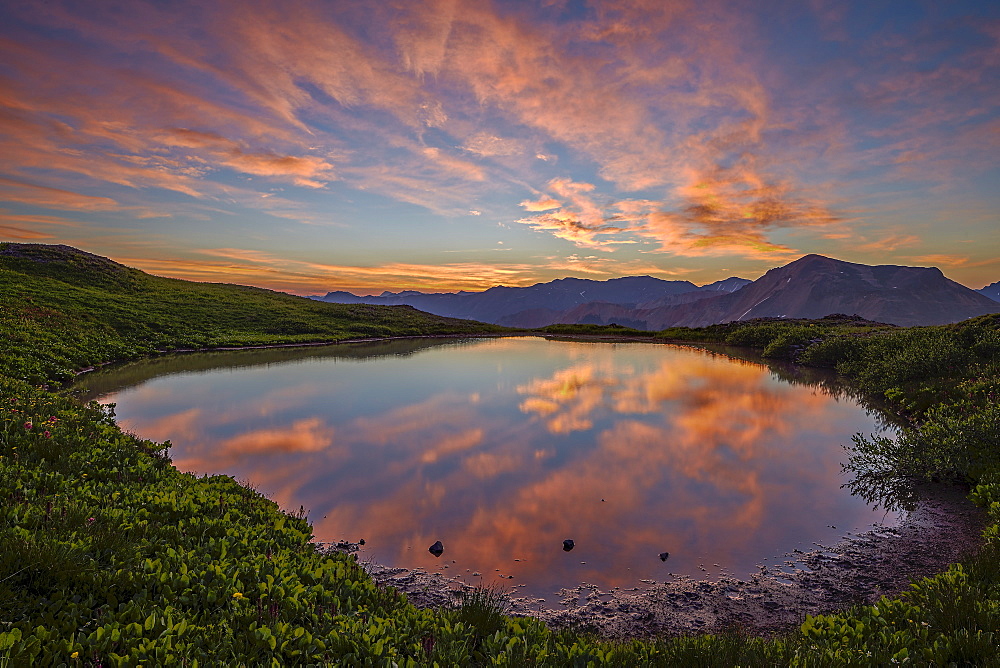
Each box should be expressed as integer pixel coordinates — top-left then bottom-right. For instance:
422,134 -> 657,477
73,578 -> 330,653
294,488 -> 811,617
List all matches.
79,337 -> 899,600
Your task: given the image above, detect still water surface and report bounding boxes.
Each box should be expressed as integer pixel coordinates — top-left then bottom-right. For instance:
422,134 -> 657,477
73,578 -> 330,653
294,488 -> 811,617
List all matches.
79,337 -> 898,600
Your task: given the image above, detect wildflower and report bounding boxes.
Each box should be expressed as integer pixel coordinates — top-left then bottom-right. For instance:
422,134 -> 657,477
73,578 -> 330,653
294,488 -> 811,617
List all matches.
24,421 -> 32,430
232,592 -> 244,600
71,651 -> 79,659
44,431 -> 52,438
87,517 -> 95,524
48,416 -> 58,423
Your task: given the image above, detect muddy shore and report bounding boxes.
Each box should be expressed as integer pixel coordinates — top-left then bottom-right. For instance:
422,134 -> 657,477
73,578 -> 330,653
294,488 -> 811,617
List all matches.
318,483 -> 986,639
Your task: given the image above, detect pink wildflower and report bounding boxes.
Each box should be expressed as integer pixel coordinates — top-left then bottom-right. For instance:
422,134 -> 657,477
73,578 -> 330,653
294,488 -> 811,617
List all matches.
24,421 -> 32,430
44,431 -> 52,438
87,517 -> 95,524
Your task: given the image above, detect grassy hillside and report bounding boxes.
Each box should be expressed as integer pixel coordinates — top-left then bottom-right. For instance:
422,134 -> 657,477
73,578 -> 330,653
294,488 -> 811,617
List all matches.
0,243 -> 502,385
2,244 -> 1000,665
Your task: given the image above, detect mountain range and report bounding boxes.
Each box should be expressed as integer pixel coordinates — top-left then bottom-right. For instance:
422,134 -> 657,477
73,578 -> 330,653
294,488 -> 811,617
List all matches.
980,281 -> 1000,302
313,275 -> 751,326
313,254 -> 1000,329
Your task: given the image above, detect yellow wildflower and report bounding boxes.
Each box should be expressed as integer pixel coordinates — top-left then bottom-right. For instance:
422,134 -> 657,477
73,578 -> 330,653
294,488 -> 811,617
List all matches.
232,592 -> 244,599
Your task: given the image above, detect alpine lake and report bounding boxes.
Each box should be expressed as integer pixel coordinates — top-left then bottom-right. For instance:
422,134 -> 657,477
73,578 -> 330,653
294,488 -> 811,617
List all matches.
75,336 -> 902,603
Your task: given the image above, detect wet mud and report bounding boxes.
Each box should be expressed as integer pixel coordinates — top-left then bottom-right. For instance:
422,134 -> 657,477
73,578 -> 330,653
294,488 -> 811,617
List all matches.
318,483 -> 987,639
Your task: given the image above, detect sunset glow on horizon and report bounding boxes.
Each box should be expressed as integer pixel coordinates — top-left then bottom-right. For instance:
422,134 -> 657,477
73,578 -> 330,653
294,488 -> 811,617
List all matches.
1,0 -> 997,294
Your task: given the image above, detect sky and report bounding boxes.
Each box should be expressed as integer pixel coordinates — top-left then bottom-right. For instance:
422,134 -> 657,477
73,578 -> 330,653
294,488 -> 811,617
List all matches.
0,0 -> 997,295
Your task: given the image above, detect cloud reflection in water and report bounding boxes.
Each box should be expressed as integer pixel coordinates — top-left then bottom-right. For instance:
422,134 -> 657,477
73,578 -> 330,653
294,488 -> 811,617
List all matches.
93,337 -> 895,599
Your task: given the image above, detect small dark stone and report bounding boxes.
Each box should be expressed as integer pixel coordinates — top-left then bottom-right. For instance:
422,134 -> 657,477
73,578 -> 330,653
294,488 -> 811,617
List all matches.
359,539 -> 366,545
659,552 -> 670,561
428,540 -> 444,557
563,539 -> 575,552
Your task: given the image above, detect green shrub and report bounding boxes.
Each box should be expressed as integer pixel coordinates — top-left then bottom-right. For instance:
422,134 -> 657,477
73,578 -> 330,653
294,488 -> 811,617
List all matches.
3,245 -> 1000,665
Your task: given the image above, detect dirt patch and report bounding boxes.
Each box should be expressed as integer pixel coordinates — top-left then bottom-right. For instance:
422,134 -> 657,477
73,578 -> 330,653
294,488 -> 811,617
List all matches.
317,483 -> 987,639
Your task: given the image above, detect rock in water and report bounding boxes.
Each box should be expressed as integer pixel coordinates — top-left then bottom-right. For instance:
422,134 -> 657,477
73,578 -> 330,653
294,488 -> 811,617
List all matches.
429,540 -> 444,557
563,539 -> 575,552
659,552 -> 670,561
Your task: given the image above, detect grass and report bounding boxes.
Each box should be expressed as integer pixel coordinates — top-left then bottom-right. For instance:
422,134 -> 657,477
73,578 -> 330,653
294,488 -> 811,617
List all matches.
0,243 -> 503,386
2,242 -> 1000,665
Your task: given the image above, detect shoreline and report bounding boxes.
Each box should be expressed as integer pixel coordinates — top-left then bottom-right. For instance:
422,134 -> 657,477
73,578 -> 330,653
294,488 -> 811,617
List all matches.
69,332 -> 512,377
72,334 -> 988,639
70,330 -> 730,381
319,482 -> 986,639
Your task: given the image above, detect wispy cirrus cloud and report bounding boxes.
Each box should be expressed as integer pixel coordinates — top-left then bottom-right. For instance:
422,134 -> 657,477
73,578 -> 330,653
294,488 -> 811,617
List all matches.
0,225 -> 51,239
0,212 -> 87,241
849,233 -> 922,254
1,1 -> 997,286
0,177 -> 120,212
461,133 -> 525,158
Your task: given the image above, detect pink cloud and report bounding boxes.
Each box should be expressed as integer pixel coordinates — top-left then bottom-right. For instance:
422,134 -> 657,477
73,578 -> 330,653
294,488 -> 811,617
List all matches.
0,225 -> 52,239
0,177 -> 120,212
1,0 -> 996,272
904,254 -> 971,268
519,197 -> 561,212
850,234 -> 922,253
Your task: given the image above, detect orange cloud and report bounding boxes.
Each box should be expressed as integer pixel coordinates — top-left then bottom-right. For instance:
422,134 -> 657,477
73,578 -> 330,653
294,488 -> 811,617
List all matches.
216,417 -> 335,456
516,178 -> 633,249
515,166 -> 839,257
420,428 -> 484,464
518,363 -> 619,434
904,254 -> 971,268
1,0 -> 994,272
0,225 -> 52,239
155,128 -> 338,187
519,197 -> 561,212
849,234 -> 922,253
137,408 -> 204,442
0,177 -> 120,212
222,151 -> 334,187
0,212 -> 85,228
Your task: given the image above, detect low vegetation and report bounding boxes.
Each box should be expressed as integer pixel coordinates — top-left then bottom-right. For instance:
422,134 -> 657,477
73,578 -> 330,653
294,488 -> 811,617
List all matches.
2,244 -> 999,665
0,244 -> 501,386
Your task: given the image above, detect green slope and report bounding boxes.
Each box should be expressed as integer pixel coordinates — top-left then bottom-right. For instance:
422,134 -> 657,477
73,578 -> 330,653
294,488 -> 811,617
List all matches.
0,243 -> 503,384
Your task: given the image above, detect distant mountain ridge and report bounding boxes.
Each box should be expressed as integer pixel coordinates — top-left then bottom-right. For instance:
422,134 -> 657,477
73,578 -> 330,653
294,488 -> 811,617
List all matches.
313,255 -> 999,329
313,275 -> 749,325
557,255 -> 999,329
980,281 -> 1000,302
